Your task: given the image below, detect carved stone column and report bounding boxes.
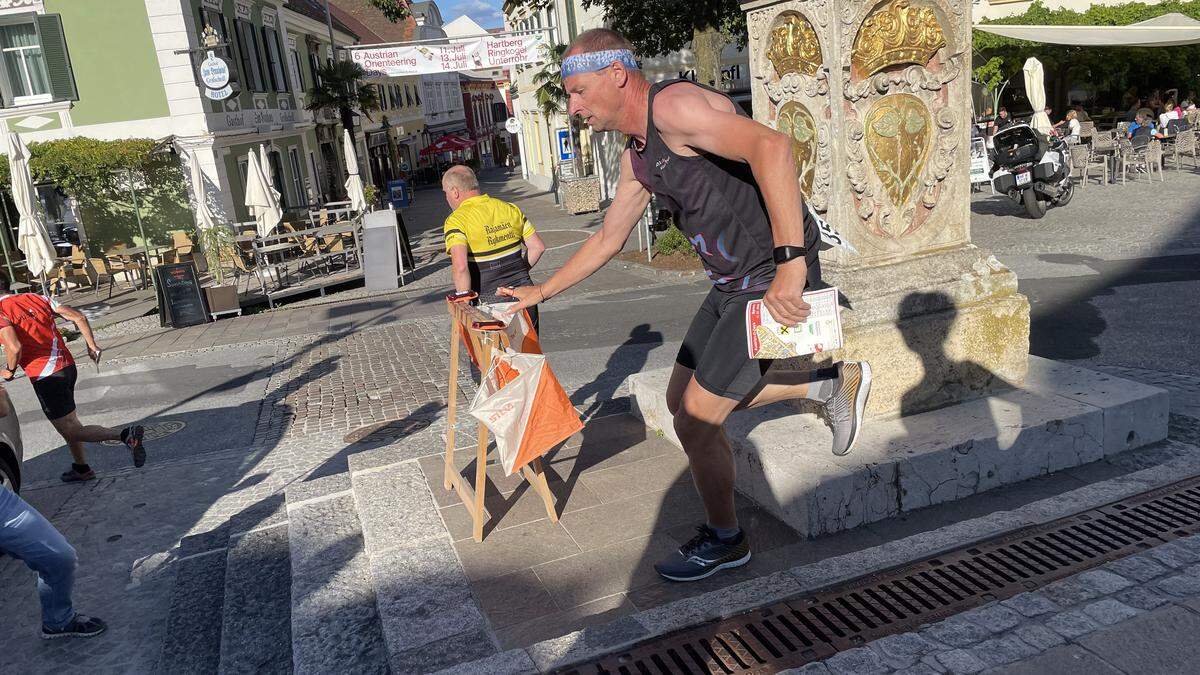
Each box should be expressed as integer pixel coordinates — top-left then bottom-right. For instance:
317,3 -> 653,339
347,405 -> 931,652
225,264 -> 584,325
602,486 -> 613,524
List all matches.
745,0 -> 1030,416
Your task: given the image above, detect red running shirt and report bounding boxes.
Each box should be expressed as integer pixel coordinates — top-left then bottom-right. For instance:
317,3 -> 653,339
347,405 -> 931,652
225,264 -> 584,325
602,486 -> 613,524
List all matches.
0,293 -> 75,380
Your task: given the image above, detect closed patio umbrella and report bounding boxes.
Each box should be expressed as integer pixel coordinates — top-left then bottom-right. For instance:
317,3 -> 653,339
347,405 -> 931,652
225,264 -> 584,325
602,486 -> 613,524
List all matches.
342,129 -> 368,213
245,152 -> 281,238
7,131 -> 56,282
1023,57 -> 1053,135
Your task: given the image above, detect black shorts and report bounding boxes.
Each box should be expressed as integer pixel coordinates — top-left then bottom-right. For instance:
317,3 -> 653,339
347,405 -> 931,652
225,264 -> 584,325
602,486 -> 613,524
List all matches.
31,365 -> 78,421
471,253 -> 539,332
676,257 -> 823,401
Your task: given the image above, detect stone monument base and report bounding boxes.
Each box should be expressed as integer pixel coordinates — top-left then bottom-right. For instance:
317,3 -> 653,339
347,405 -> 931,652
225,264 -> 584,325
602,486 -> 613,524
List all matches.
629,356 -> 1168,539
781,245 -> 1030,418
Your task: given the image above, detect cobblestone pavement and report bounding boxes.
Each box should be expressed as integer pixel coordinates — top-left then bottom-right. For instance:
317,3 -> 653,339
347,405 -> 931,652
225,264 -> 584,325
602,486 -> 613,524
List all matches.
252,319 -> 476,444
796,532 -> 1200,675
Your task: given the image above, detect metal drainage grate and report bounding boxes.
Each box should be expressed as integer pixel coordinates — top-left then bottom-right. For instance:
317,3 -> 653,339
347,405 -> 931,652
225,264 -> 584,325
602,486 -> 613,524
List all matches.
566,475 -> 1200,674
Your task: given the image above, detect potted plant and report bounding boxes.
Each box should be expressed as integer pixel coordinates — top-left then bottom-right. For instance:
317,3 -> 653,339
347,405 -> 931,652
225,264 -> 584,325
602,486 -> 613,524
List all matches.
199,225 -> 240,318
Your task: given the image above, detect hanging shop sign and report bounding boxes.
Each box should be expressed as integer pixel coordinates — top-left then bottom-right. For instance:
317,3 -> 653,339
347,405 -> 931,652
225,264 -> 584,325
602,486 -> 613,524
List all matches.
349,32 -> 549,77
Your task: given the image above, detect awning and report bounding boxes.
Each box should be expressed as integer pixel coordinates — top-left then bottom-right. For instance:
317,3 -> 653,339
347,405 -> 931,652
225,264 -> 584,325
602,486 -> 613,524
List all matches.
419,134 -> 476,156
975,13 -> 1200,47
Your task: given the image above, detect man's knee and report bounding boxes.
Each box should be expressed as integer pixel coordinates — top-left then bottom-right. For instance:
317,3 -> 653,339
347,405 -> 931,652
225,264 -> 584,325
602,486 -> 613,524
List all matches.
672,398 -> 726,451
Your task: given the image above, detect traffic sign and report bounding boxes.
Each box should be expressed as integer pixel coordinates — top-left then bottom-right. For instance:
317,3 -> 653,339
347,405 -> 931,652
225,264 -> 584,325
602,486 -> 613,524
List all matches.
556,128 -> 573,161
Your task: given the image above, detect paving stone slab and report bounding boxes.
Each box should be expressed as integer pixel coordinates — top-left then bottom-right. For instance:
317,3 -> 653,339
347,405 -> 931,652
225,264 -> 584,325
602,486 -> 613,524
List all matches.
989,644 -> 1124,675
371,536 -> 487,655
288,494 -> 389,674
155,548 -> 226,674
525,615 -> 648,673
351,461 -> 442,555
1075,605 -> 1200,674
219,526 -> 292,674
429,648 -> 537,675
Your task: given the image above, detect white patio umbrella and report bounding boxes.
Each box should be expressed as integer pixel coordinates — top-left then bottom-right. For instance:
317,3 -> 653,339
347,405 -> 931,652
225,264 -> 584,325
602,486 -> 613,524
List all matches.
179,145 -> 217,232
244,152 -> 281,238
7,131 -> 56,281
342,129 -> 368,213
1023,57 -> 1053,135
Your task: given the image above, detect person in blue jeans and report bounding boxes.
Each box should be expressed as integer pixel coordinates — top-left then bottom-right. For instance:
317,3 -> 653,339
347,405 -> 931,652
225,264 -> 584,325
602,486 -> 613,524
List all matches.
1,485 -> 106,639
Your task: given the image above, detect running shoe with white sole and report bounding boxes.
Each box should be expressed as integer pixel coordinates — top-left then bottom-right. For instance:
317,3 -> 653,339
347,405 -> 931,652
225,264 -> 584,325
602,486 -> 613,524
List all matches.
655,525 -> 751,582
825,361 -> 872,456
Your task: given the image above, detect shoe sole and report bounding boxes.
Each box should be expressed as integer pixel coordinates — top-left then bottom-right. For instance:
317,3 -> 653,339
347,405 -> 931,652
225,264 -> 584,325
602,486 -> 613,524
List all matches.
61,474 -> 96,483
833,361 -> 872,457
657,550 -> 752,583
128,426 -> 146,468
41,628 -> 105,639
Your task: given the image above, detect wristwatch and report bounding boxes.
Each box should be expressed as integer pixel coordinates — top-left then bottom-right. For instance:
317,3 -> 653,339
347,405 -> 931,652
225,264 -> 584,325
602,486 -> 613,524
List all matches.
773,245 -> 808,265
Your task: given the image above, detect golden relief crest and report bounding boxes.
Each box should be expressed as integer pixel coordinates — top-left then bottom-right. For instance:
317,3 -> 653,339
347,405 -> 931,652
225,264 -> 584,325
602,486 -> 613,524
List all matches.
852,0 -> 945,78
767,12 -> 822,78
775,101 -> 818,197
864,93 -> 931,210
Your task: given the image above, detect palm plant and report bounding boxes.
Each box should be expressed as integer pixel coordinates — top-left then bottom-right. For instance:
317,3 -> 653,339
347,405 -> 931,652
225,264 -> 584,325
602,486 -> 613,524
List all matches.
305,60 -> 381,148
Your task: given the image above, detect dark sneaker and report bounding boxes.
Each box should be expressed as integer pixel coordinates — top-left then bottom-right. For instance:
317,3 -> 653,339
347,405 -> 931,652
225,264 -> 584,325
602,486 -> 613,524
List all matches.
61,467 -> 96,483
122,426 -> 146,468
42,614 -> 107,640
825,361 -> 873,456
655,525 -> 751,582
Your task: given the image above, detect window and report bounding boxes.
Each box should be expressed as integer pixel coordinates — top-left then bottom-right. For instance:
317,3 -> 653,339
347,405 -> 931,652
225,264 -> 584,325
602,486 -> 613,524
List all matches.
0,23 -> 49,102
307,48 -> 322,88
289,47 -> 304,91
414,86 -> 420,106
308,151 -> 324,201
268,150 -> 286,206
391,85 -> 400,109
235,20 -> 265,92
261,26 -> 288,93
405,84 -> 412,107
289,148 -> 305,206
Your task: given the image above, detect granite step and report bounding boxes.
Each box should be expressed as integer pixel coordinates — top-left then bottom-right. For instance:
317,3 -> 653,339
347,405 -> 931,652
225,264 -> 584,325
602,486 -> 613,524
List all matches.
630,355 -> 1169,538
218,524 -> 293,674
286,479 -> 390,674
350,460 -> 499,673
155,530 -> 230,673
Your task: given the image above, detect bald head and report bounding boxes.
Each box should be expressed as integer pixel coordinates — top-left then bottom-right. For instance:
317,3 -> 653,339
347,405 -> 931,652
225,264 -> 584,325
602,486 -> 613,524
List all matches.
441,165 -> 480,210
566,28 -> 635,58
442,165 -> 479,192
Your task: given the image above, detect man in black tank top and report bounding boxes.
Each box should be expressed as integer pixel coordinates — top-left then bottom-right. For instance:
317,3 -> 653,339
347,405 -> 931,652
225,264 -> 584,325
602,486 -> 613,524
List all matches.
500,29 -> 873,583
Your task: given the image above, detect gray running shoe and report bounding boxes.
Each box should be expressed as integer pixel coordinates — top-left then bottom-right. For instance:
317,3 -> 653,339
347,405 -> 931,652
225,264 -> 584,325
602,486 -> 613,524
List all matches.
655,525 -> 751,582
825,361 -> 872,456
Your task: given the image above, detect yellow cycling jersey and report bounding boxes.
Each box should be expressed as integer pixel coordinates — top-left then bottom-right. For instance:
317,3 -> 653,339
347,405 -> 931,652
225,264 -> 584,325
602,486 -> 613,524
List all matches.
443,194 -> 535,262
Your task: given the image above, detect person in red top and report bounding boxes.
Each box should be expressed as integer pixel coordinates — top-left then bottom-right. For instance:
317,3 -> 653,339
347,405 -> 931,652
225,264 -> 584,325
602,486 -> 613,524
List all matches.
0,278 -> 145,482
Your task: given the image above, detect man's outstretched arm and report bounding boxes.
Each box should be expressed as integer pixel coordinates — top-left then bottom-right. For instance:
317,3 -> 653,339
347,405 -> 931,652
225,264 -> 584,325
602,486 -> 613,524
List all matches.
54,304 -> 101,360
501,148 -> 651,313
654,87 -> 811,325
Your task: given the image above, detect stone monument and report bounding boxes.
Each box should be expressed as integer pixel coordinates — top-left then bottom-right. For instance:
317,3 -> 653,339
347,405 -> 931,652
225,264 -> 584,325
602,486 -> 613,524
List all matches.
747,0 -> 1027,416
628,0 -> 1170,538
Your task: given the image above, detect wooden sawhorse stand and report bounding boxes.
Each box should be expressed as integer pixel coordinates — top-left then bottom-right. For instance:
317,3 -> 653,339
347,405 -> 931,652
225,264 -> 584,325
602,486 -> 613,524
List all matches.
443,298 -> 559,542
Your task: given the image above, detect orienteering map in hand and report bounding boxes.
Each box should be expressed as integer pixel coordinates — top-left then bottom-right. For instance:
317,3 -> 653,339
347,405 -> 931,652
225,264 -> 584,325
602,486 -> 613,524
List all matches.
746,287 -> 844,359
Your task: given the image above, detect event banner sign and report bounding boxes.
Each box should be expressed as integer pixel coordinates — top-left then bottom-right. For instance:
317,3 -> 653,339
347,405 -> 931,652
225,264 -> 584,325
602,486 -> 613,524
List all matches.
349,33 -> 549,76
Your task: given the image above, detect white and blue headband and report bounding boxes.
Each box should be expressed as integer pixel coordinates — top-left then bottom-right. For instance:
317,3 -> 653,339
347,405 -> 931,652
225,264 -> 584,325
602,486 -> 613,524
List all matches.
561,49 -> 639,78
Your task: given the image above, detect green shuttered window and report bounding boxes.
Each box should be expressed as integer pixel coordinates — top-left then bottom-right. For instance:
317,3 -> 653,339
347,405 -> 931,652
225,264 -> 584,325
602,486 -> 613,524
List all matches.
35,14 -> 75,103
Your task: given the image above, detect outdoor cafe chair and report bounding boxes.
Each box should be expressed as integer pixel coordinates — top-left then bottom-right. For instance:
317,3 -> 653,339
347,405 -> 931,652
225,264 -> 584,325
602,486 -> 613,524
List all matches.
87,258 -> 122,299
108,253 -> 144,288
1170,129 -> 1198,170
1070,146 -> 1108,187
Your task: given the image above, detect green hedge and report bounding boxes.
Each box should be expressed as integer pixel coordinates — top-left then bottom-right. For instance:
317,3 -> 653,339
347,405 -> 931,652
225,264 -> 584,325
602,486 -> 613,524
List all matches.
654,225 -> 698,258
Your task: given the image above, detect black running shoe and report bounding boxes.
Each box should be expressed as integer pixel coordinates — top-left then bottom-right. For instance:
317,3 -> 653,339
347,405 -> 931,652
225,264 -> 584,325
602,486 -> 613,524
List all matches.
42,614 -> 107,640
61,467 -> 96,483
122,426 -> 146,468
654,525 -> 751,582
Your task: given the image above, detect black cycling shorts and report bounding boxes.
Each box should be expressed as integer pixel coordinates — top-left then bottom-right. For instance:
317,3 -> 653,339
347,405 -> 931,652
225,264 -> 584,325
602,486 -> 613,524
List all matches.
31,364 -> 78,421
676,256 -> 823,401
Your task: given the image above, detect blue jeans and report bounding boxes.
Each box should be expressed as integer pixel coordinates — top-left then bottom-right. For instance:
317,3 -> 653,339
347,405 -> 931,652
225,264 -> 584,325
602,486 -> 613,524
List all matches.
0,486 -> 77,629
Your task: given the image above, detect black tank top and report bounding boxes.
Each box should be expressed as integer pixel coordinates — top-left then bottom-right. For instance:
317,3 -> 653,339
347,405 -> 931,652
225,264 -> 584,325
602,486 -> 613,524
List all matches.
630,79 -> 801,293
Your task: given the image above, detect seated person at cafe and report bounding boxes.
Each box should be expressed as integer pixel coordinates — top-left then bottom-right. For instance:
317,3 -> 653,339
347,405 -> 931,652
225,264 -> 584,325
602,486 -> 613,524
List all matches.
442,165 -> 546,330
1053,110 -> 1081,142
1159,100 -> 1182,129
1071,103 -> 1091,123
1127,114 -> 1157,144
